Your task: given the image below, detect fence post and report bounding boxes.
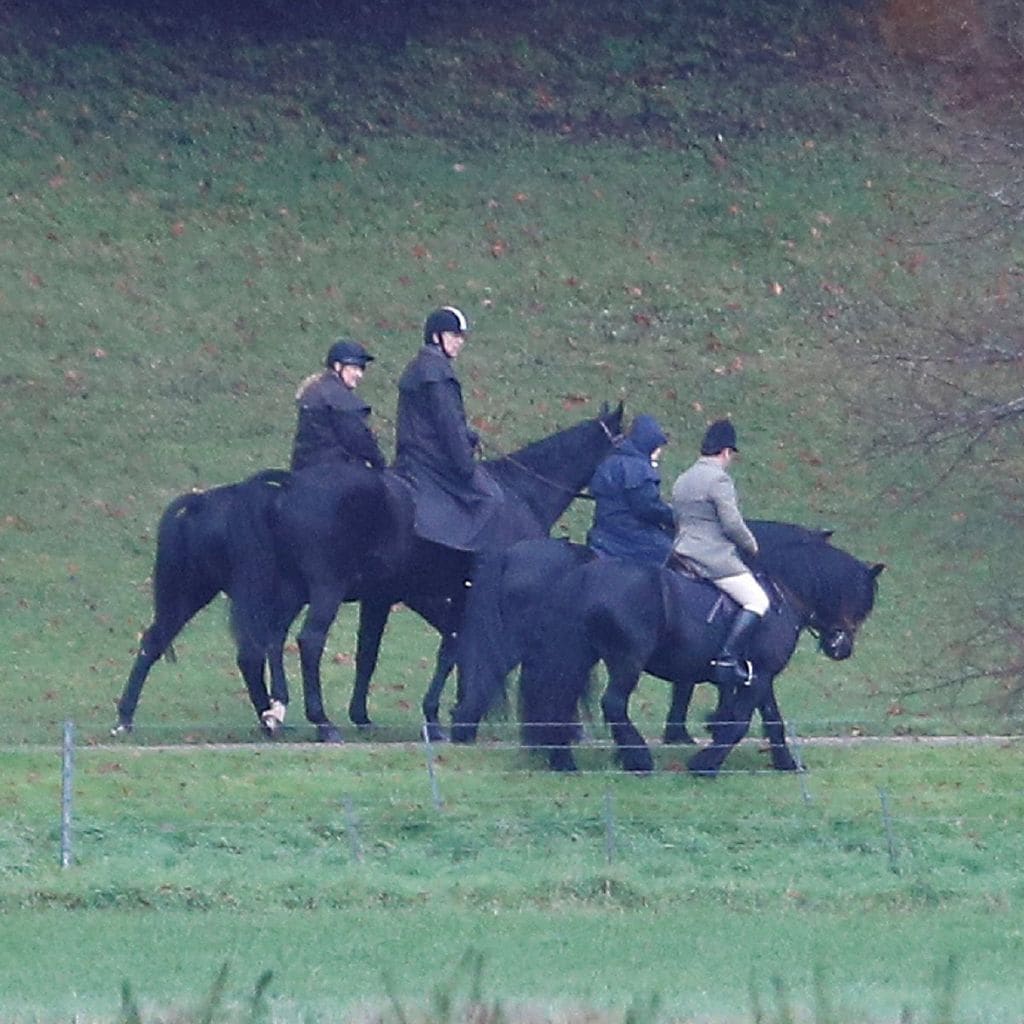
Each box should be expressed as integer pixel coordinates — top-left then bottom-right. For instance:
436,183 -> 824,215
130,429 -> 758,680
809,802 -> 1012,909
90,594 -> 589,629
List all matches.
60,720 -> 75,869
603,789 -> 616,865
422,722 -> 444,811
878,787 -> 900,874
341,796 -> 365,864
787,720 -> 813,805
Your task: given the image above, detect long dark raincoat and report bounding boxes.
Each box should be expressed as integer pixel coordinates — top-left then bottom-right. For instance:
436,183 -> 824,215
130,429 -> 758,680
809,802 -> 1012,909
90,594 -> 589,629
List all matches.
394,345 -> 504,551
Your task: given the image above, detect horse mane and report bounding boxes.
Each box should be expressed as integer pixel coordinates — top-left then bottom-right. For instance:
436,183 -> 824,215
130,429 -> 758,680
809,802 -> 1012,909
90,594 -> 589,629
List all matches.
482,405 -> 623,525
750,520 -> 879,624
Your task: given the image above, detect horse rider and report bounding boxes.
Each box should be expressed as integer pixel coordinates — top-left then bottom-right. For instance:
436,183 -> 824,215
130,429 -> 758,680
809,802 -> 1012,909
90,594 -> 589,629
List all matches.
670,419 -> 769,686
394,306 -> 505,551
586,413 -> 674,566
290,338 -> 387,472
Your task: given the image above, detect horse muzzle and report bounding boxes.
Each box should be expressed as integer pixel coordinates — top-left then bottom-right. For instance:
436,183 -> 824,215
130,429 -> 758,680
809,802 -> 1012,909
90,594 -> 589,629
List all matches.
820,629 -> 853,660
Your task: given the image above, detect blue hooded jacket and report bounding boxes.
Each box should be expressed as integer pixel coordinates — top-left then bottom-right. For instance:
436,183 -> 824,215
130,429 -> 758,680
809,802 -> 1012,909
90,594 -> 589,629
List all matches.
586,414 -> 674,565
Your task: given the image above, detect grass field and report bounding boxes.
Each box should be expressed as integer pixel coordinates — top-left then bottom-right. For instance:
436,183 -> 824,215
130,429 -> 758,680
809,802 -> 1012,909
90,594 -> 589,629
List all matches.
3,740 -> 1023,1021
2,0 -> 1024,1019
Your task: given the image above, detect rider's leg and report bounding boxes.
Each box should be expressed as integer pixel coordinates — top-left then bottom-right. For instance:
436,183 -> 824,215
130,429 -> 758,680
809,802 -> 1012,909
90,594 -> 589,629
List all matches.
711,573 -> 769,686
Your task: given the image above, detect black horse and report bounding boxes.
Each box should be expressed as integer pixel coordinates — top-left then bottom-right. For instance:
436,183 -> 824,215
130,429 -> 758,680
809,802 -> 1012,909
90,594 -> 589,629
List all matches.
117,405 -> 624,740
451,522 -> 838,746
220,403 -> 622,741
458,522 -> 883,774
114,469 -> 476,737
449,538 -> 595,743
114,471 -> 301,736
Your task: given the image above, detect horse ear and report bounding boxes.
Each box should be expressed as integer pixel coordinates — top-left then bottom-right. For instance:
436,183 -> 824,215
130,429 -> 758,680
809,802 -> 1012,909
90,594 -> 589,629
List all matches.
869,562 -> 886,578
599,401 -> 609,415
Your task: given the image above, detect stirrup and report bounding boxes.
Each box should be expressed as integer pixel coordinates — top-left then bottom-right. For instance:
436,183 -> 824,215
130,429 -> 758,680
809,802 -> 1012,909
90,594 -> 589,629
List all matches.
710,657 -> 754,687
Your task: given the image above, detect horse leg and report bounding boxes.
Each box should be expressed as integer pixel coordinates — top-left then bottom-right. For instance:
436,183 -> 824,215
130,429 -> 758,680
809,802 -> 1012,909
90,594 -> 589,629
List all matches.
259,618 -> 293,736
687,679 -> 759,777
297,589 -> 346,743
114,627 -> 166,734
757,677 -> 799,772
421,629 -> 458,743
600,658 -> 653,774
663,680 -> 697,745
114,603 -> 203,734
259,587 -> 305,736
235,638 -> 273,735
349,598 -> 390,730
401,591 -> 465,742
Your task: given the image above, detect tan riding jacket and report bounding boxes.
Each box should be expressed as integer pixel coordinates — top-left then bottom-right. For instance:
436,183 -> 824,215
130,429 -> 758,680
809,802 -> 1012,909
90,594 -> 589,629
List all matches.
670,456 -> 758,580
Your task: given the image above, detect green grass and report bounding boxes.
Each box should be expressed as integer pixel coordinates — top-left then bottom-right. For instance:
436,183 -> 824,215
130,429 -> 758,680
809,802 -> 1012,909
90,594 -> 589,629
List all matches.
3,0 -> 1024,1019
2,908 -> 1020,1023
2,742 -> 1023,1021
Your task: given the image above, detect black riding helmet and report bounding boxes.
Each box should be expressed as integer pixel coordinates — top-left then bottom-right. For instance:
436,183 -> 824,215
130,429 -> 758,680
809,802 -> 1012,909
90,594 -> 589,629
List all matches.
325,338 -> 374,369
423,306 -> 469,345
700,419 -> 739,455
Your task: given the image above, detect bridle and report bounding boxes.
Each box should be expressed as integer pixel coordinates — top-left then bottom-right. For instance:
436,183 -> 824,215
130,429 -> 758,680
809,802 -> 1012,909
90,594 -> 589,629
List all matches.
598,417 -> 622,444
478,416 -> 624,502
771,576 -> 852,654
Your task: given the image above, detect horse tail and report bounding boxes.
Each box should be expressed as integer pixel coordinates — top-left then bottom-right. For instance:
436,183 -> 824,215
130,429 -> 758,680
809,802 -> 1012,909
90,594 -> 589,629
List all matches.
451,546 -> 517,736
146,488 -> 229,659
226,470 -> 296,657
454,539 -> 594,741
519,566 -> 595,752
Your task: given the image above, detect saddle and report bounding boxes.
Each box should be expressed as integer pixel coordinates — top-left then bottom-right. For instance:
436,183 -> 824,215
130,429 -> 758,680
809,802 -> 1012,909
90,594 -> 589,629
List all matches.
666,552 -> 781,624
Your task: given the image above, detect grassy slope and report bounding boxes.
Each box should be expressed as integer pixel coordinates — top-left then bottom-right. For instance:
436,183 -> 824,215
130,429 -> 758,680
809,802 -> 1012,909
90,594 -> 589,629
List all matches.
4,6 -> 1024,1017
0,3 -> 1021,734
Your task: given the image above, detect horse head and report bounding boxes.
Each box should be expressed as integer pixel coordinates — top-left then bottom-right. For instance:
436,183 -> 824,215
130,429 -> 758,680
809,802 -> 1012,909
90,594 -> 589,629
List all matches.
753,522 -> 884,662
809,559 -> 885,661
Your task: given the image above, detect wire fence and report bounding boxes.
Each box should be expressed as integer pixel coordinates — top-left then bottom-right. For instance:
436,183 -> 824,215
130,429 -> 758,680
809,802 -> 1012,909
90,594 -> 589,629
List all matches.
24,718 -> 1021,877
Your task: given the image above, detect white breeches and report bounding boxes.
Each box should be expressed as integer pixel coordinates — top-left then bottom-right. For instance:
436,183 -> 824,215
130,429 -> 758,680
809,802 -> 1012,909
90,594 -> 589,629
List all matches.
715,572 -> 770,616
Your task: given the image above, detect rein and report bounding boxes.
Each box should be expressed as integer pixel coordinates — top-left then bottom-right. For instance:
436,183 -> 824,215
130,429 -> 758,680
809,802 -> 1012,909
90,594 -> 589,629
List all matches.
478,420 -> 624,502
770,575 -> 845,650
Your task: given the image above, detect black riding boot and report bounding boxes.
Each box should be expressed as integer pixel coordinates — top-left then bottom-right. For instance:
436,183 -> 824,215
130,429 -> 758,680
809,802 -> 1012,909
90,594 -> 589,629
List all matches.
710,609 -> 762,686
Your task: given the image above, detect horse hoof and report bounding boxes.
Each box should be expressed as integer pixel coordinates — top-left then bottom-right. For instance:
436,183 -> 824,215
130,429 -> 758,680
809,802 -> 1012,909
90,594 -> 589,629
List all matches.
354,720 -> 377,732
686,751 -> 720,777
424,723 -> 449,743
663,728 -> 696,746
449,723 -> 478,744
110,722 -> 132,738
621,755 -> 655,775
548,752 -> 578,772
316,724 -> 344,744
259,701 -> 287,738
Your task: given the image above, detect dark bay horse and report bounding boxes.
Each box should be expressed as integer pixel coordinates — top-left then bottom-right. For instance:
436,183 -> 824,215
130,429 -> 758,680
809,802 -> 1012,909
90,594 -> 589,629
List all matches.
456,523 -> 883,774
451,522 -> 836,745
116,405 -> 623,740
114,471 -> 300,736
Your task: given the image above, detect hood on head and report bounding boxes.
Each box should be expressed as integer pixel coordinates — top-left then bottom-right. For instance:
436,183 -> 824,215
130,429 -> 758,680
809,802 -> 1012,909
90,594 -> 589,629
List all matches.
628,414 -> 668,456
